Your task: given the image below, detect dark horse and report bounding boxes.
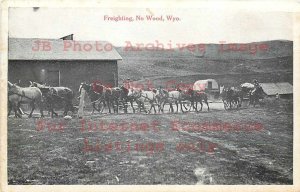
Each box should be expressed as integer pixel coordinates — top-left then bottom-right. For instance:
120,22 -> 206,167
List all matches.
249,86 -> 264,107
79,83 -> 133,114
30,82 -> 74,117
175,88 -> 210,112
79,82 -> 106,114
191,90 -> 210,112
118,86 -> 136,113
221,87 -> 243,110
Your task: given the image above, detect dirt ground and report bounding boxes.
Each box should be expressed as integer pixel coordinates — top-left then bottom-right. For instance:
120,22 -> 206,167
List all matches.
7,98 -> 293,185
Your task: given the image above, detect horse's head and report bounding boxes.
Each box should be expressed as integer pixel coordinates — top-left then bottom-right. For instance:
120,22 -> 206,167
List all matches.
152,88 -> 158,94
8,82 -> 19,93
186,88 -> 194,96
120,85 -> 129,94
8,81 -> 13,89
30,81 -> 44,88
127,88 -> 135,97
78,82 -> 90,94
128,88 -> 141,98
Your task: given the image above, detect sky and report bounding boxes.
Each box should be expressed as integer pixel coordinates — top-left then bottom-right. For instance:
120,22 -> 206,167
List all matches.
8,7 -> 293,46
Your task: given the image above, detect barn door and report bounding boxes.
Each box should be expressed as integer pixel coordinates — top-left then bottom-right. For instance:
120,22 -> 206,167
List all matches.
45,70 -> 60,86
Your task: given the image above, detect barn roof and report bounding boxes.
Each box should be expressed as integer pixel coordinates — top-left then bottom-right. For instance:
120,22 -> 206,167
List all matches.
260,82 -> 293,95
9,38 -> 122,61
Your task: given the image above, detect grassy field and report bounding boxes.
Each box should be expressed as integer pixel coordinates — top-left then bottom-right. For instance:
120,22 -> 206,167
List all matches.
116,40 -> 293,87
8,98 -> 293,184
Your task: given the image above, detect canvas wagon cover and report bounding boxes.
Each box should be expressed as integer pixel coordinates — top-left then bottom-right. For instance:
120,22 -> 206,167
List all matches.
193,79 -> 219,91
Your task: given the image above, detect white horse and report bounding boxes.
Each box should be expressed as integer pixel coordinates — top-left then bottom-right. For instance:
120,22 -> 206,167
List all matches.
157,89 -> 186,113
8,81 -> 44,118
128,88 -> 158,113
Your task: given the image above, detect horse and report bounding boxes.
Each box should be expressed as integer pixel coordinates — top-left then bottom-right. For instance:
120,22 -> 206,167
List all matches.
103,86 -> 124,113
249,86 -> 264,107
191,90 -> 210,112
8,81 -> 44,118
220,87 -> 243,109
79,82 -> 106,114
119,85 -> 135,113
128,88 -> 158,113
157,88 -> 186,113
30,82 -> 74,117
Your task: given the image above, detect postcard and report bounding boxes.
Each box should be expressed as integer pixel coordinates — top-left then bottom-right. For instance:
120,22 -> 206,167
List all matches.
1,1 -> 300,192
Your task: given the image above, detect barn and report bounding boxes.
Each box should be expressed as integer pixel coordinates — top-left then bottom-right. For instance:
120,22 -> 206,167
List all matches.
260,82 -> 293,99
8,35 -> 122,93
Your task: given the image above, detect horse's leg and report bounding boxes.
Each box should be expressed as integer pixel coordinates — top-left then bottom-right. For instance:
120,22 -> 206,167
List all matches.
188,100 -> 193,111
138,101 -> 142,113
63,102 -> 68,116
148,102 -> 152,114
13,104 -> 21,118
142,102 -> 147,113
17,103 -> 24,115
38,100 -> 44,118
158,101 -> 163,113
28,102 -> 35,118
200,101 -> 203,111
195,101 -> 199,112
175,101 -> 179,113
8,102 -> 12,117
179,100 -> 185,113
39,106 -> 44,118
111,99 -> 115,113
254,97 -> 257,107
92,103 -> 96,114
122,99 -> 127,113
52,105 -> 58,117
48,102 -> 57,118
161,101 -> 166,113
182,101 -> 188,111
100,99 -> 105,113
205,99 -> 210,111
249,95 -> 253,106
115,99 -> 119,113
169,102 -> 174,113
67,101 -> 73,115
153,101 -> 157,114
130,100 -> 135,113
107,99 -> 112,113
114,99 -> 118,113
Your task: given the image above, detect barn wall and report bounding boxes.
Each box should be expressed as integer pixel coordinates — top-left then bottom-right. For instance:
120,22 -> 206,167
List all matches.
8,60 -> 118,94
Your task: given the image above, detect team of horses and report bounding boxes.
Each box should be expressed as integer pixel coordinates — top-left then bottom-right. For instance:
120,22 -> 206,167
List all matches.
8,81 -> 75,118
220,84 -> 264,110
78,82 -> 210,115
8,80 -> 264,118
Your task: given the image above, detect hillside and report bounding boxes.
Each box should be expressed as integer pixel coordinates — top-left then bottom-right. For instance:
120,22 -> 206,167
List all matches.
116,40 -> 293,87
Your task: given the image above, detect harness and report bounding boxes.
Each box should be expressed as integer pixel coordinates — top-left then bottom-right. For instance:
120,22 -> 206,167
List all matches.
8,90 -> 35,101
159,92 -> 180,102
49,88 -> 69,100
133,91 -> 158,103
